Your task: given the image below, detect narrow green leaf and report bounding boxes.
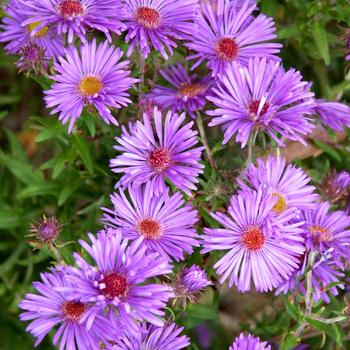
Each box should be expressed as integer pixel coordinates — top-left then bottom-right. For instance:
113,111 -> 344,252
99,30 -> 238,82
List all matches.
313,139 -> 341,162
17,182 -> 61,199
73,135 -> 94,173
306,317 -> 343,346
311,22 -> 330,65
58,180 -> 82,206
279,333 -> 298,350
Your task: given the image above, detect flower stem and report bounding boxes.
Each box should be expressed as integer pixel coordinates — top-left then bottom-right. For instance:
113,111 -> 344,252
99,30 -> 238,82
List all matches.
246,130 -> 258,166
196,112 -> 218,170
139,54 -> 145,94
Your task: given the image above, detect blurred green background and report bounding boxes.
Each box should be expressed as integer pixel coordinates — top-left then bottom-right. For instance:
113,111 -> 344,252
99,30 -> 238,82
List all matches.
1,0 -> 350,349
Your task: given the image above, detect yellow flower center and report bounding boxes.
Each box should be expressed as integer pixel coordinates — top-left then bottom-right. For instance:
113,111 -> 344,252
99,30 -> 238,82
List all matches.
272,192 -> 287,213
178,83 -> 204,98
27,21 -> 49,38
79,76 -> 102,97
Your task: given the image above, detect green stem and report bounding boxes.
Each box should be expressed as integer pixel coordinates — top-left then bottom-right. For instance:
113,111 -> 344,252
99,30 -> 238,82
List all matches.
196,112 -> 218,170
246,130 -> 258,166
139,54 -> 145,94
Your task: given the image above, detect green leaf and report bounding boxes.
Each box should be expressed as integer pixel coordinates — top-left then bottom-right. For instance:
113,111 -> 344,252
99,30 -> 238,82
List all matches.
186,303 -> 219,322
313,139 -> 341,162
17,182 -> 61,199
35,118 -> 67,143
283,295 -> 301,321
3,128 -> 28,161
58,179 -> 82,206
82,111 -> 96,137
279,333 -> 299,350
0,209 -> 22,229
73,135 -> 94,173
306,317 -> 343,346
311,22 -> 330,65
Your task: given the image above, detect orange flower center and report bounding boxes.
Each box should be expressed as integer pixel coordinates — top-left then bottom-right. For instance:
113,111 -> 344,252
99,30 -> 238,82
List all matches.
178,83 -> 204,98
79,76 -> 103,97
148,148 -> 171,172
136,7 -> 161,29
309,225 -> 333,243
138,218 -> 162,239
215,37 -> 239,61
242,226 -> 265,251
61,301 -> 86,321
100,272 -> 128,299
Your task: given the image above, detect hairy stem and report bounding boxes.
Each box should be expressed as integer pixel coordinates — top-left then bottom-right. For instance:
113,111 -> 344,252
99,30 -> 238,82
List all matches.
196,112 -> 218,170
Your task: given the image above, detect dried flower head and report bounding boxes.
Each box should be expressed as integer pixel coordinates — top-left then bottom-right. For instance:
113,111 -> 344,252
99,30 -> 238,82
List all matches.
29,214 -> 62,244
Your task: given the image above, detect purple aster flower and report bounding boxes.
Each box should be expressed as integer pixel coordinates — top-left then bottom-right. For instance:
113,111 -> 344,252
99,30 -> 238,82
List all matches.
16,43 -> 49,75
239,156 -> 318,214
304,202 -> 350,261
113,322 -> 190,350
185,0 -> 281,76
21,0 -> 126,44
314,99 -> 350,131
202,189 -> 305,292
276,253 -> 345,304
229,333 -> 271,350
64,229 -> 173,332
146,63 -> 214,118
321,169 -> 350,203
207,57 -> 315,147
102,184 -> 199,261
173,265 -> 211,304
123,0 -> 199,59
44,39 -> 138,132
0,0 -> 64,58
19,269 -> 116,349
109,107 -> 204,196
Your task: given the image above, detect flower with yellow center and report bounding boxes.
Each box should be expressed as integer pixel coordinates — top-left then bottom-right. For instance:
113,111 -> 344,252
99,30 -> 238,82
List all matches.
27,21 -> 49,38
79,76 -> 103,97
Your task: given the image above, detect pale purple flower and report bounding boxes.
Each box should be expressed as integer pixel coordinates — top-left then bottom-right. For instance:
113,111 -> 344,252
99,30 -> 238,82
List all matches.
0,0 -> 64,58
239,156 -> 318,214
21,0 -> 126,44
123,0 -> 199,59
304,202 -> 350,261
185,0 -> 281,76
44,39 -> 138,132
102,184 -> 199,261
179,265 -> 211,293
110,107 -> 204,196
19,269 -> 116,349
202,189 -> 305,292
314,99 -> 350,131
114,322 -> 190,350
63,229 -> 173,333
207,57 -> 315,147
276,254 -> 345,304
229,333 -> 271,350
146,63 -> 214,118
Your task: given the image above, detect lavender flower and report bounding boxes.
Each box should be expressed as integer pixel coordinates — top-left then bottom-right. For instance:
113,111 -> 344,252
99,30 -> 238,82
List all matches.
44,39 -> 138,132
314,99 -> 350,131
19,269 -> 115,349
207,57 -> 315,147
185,0 -> 281,76
239,156 -> 318,214
21,0 -> 126,44
304,202 -> 350,261
229,333 -> 271,350
146,64 -> 214,118
114,322 -> 190,350
123,0 -> 199,59
0,0 -> 64,58
102,184 -> 199,261
276,254 -> 345,304
64,229 -> 173,332
321,169 -> 350,203
202,189 -> 305,292
110,107 -> 204,196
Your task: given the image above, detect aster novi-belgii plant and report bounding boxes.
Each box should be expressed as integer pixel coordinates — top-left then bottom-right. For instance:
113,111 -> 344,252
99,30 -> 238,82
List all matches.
19,269 -> 116,349
202,189 -> 305,292
44,39 -> 138,132
185,0 -> 281,76
145,63 -> 214,119
109,107 -> 204,196
123,0 -> 199,59
207,57 -> 315,147
102,183 -> 199,262
20,0 -> 126,44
